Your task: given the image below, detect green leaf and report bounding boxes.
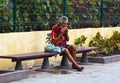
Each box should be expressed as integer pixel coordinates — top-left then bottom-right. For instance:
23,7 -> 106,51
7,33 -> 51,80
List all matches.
79,0 -> 84,4
46,13 -> 50,19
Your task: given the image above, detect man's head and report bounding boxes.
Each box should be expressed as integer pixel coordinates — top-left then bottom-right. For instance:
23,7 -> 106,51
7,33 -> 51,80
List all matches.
58,16 -> 68,27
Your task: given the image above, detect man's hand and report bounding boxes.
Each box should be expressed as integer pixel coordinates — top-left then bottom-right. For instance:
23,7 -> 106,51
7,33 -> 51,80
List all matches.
60,27 -> 68,35
60,26 -> 69,41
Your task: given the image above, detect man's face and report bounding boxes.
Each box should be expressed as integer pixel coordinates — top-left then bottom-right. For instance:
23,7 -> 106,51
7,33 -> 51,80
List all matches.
61,20 -> 68,27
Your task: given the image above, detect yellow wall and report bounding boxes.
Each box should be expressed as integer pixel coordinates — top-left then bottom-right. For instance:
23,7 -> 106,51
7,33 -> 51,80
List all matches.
68,27 -> 120,46
0,27 -> 120,69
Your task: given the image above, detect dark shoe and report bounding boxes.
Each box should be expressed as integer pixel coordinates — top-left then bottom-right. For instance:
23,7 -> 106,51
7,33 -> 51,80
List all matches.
77,67 -> 84,71
72,65 -> 84,71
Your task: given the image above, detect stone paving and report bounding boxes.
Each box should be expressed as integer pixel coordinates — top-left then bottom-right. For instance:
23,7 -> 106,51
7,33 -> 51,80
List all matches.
10,61 -> 120,83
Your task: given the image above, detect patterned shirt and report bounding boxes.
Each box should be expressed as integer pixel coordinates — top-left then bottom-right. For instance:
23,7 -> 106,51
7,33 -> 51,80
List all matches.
51,24 -> 67,47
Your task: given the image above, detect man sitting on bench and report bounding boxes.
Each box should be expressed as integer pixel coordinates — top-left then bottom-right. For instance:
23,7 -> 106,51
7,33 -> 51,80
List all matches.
51,16 -> 84,71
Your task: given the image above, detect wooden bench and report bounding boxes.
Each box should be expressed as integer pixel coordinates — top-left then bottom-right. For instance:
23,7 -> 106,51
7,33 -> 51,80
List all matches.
0,47 -> 98,70
0,52 -> 58,70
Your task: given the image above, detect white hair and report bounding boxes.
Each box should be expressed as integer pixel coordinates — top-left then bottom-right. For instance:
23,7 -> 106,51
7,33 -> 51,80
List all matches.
58,16 -> 68,24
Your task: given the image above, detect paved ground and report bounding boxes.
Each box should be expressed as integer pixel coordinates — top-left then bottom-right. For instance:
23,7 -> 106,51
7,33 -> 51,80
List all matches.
10,61 -> 120,83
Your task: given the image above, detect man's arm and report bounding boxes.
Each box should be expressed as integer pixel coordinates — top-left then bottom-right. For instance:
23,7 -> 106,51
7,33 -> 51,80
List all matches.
51,33 -> 63,44
51,26 -> 63,44
63,30 -> 69,41
51,26 -> 69,44
63,26 -> 69,41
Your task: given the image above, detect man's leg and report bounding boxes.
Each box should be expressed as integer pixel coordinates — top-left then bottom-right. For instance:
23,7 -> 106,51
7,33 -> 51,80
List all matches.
67,45 -> 77,61
63,48 -> 84,71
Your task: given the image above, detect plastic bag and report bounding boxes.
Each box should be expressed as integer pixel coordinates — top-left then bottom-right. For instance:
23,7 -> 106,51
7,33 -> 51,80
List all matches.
44,44 -> 61,53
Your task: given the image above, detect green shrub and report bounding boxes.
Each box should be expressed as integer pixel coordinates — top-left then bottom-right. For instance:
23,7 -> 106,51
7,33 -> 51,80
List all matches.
74,35 -> 87,46
89,31 -> 120,54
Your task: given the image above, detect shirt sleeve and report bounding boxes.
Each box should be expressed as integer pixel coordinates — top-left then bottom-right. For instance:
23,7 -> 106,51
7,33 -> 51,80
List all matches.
51,26 -> 57,40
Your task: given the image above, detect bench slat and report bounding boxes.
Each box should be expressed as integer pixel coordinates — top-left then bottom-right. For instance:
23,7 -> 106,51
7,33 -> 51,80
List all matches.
0,52 -> 58,61
76,47 -> 98,53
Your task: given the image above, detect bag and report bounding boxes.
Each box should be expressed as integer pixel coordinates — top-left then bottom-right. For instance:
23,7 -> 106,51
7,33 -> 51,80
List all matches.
44,44 -> 61,53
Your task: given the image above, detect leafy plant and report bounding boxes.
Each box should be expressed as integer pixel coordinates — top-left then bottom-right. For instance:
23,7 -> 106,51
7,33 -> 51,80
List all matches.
109,31 -> 120,50
0,0 -> 120,32
0,0 -> 13,32
74,35 -> 87,46
21,0 -> 119,30
89,31 -> 120,55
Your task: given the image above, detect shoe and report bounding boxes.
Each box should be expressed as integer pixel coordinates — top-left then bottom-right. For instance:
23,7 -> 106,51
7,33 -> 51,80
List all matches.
72,65 -> 84,71
77,67 -> 84,71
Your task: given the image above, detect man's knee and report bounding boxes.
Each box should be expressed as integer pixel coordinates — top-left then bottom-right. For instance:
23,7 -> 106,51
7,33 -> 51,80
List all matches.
63,48 -> 69,53
71,45 -> 76,51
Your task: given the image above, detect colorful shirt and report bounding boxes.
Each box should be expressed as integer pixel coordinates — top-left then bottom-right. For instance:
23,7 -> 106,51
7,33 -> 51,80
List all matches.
51,24 -> 67,47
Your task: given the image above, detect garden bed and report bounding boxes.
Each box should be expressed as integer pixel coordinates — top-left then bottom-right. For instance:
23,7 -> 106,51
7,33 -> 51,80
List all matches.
77,51 -> 120,64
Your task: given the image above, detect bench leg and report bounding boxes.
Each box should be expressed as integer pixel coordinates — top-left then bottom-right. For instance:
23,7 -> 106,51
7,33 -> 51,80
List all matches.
41,57 -> 50,69
60,54 -> 69,66
80,52 -> 89,63
15,61 -> 23,70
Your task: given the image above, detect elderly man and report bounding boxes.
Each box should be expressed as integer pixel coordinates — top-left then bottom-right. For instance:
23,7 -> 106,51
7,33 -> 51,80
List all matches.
51,16 -> 84,71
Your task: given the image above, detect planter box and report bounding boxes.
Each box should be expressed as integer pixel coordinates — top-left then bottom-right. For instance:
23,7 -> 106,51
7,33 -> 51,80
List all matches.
77,54 -> 120,64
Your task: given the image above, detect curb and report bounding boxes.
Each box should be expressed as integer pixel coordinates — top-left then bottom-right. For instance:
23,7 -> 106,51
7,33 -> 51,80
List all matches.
77,54 -> 120,64
0,70 -> 29,83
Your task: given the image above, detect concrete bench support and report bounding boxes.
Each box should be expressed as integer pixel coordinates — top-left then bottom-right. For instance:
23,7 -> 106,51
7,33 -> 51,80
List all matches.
60,54 -> 69,66
15,60 -> 23,70
41,57 -> 50,69
80,52 -> 89,63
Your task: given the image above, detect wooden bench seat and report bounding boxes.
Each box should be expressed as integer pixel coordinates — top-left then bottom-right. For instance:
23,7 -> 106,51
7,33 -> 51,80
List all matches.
76,47 -> 98,53
0,52 -> 57,61
0,47 -> 98,70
